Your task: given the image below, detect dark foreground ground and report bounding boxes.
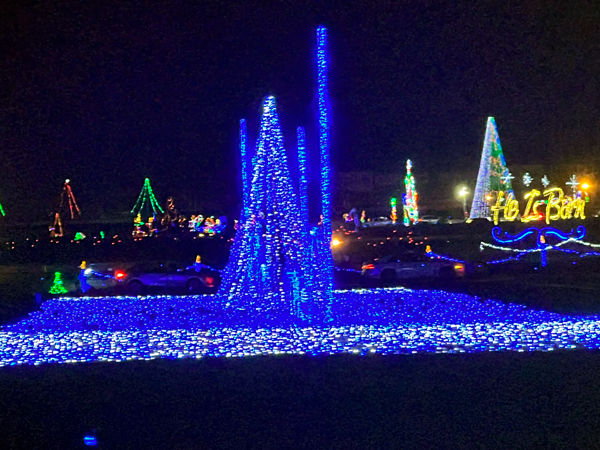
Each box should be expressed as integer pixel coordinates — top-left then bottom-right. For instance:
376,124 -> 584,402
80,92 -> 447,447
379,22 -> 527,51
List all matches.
2,352 -> 600,449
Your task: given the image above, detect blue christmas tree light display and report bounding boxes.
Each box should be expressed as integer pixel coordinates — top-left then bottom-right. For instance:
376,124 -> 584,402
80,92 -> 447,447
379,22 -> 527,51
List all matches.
218,26 -> 334,321
219,96 -> 323,319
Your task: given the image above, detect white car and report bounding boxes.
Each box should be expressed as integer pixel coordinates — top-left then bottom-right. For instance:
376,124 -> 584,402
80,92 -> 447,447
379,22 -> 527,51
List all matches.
365,216 -> 394,227
124,262 -> 220,295
80,263 -> 132,292
361,253 -> 465,282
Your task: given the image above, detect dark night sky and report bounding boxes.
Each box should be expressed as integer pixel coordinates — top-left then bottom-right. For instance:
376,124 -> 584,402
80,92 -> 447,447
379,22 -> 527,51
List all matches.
1,0 -> 599,220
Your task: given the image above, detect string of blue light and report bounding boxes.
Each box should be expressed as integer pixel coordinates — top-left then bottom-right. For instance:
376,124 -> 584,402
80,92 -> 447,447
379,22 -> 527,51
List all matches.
239,119 -> 250,221
4,287 -> 600,366
317,25 -> 334,295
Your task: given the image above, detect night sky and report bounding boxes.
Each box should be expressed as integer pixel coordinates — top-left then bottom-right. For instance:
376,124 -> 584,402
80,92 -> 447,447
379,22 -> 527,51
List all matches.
1,0 -> 599,221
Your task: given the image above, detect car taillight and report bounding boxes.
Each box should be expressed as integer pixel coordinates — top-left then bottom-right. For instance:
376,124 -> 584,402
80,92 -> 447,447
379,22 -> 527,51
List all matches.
115,270 -> 127,279
362,264 -> 375,270
204,276 -> 215,287
454,264 -> 464,271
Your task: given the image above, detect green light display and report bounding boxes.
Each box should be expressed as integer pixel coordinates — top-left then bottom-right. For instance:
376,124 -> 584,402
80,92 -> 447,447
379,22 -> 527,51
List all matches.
49,272 -> 68,295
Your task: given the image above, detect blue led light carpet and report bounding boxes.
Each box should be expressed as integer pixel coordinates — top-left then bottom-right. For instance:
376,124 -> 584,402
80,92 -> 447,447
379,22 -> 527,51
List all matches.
1,287 -> 599,367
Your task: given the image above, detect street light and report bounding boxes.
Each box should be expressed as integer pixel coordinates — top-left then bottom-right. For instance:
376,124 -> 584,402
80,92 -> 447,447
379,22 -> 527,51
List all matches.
581,183 -> 591,203
458,187 -> 469,220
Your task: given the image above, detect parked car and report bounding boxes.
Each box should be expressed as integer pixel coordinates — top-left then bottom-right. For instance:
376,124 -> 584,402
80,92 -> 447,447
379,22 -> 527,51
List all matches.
418,215 -> 442,224
79,261 -> 220,295
123,261 -> 220,295
361,252 -> 466,282
80,263 -> 133,293
365,216 -> 394,227
437,216 -> 465,224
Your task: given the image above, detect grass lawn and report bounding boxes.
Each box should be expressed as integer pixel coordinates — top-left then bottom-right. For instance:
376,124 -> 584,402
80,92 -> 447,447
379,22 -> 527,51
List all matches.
1,352 -> 600,449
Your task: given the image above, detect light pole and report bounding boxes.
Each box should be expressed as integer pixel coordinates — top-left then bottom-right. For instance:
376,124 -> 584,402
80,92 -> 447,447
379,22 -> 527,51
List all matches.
581,183 -> 591,204
458,187 -> 469,220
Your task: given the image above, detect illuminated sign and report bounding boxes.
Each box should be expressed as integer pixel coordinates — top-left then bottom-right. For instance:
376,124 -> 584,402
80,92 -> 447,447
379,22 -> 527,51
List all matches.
491,188 -> 586,225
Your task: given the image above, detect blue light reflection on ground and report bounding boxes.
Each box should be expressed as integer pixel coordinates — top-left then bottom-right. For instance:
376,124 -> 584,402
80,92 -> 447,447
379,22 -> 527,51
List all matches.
1,288 -> 599,367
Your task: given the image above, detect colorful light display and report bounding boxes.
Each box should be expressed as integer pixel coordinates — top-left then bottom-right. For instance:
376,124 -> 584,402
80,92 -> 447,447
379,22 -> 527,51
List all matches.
78,262 -> 92,294
160,196 -> 179,229
470,118 -> 514,219
390,197 -> 397,224
61,179 -> 81,219
131,178 -> 163,223
3,26 -> 600,369
188,215 -> 203,232
49,212 -> 64,238
491,187 -> 586,225
403,160 -> 418,226
49,272 -> 68,295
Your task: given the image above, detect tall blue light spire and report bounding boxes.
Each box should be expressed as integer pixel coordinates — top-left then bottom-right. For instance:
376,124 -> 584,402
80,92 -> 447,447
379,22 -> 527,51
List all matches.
317,25 -> 333,293
239,118 -> 250,220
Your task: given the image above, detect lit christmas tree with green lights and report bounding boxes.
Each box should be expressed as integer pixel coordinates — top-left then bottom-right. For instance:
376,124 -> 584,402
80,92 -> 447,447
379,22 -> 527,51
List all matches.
131,178 -> 163,225
49,272 -> 68,295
